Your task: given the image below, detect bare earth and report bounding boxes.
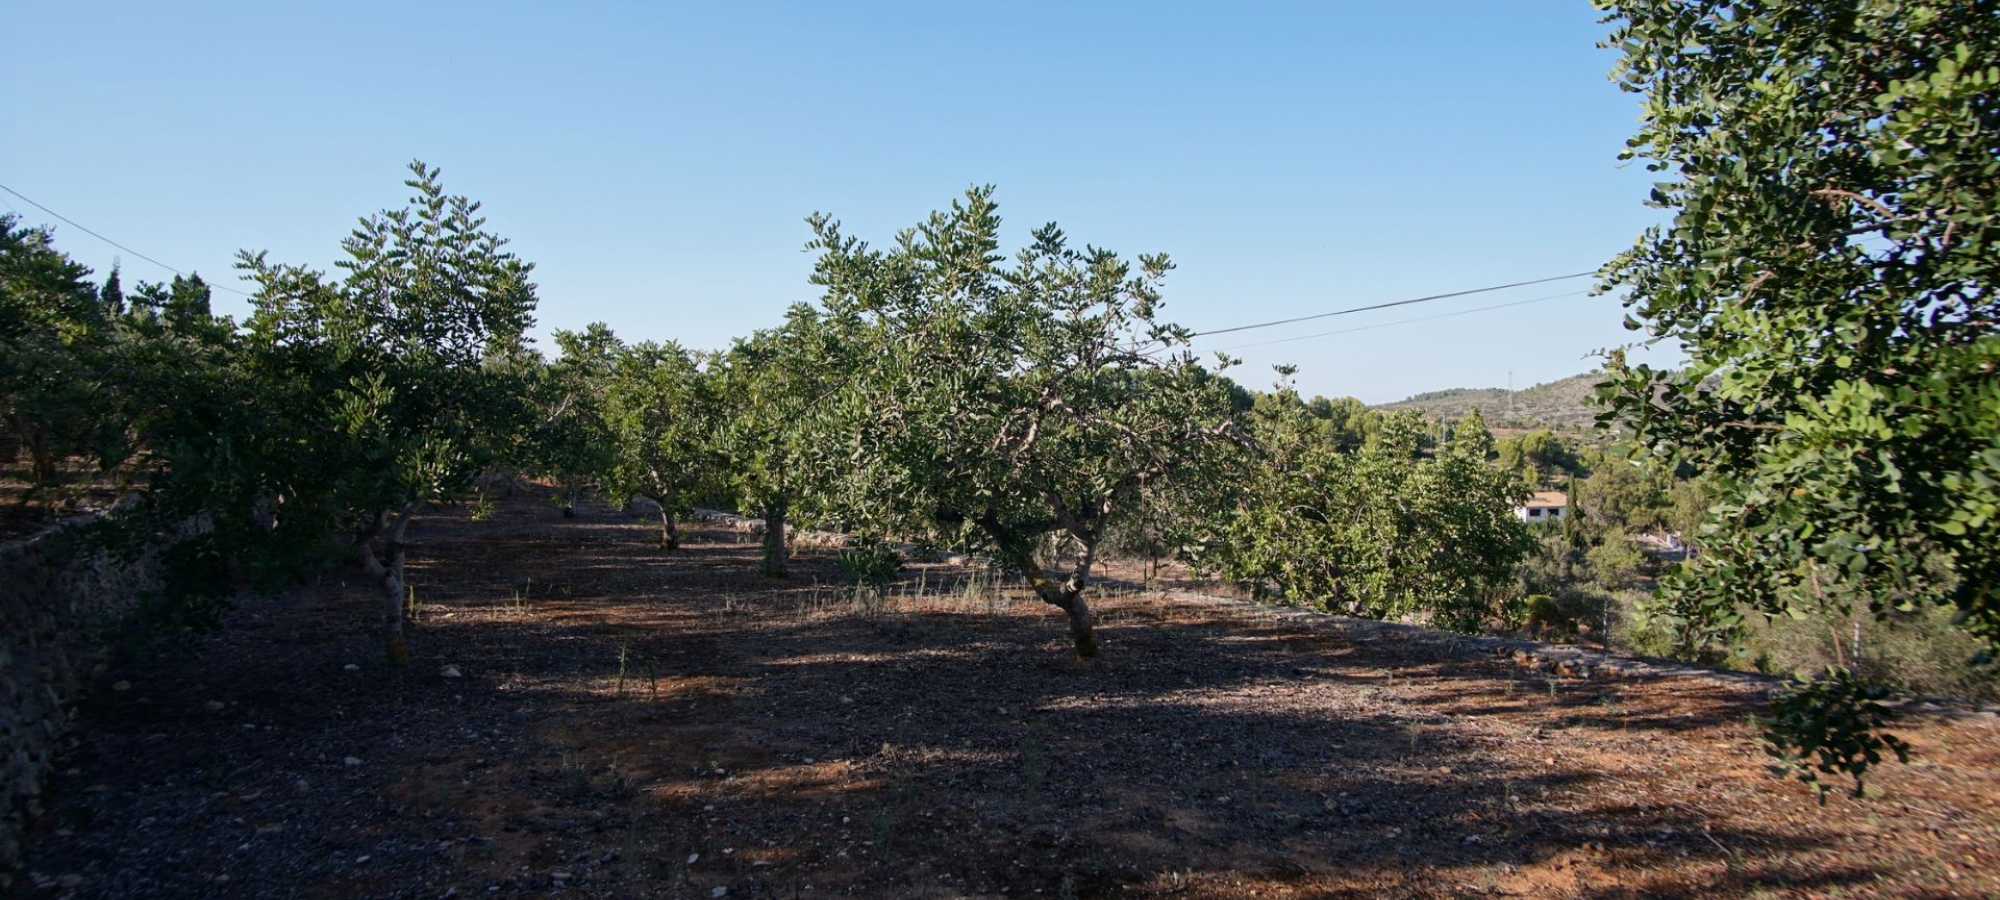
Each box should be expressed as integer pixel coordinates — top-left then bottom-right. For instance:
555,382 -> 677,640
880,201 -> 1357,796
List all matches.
12,491 -> 2000,899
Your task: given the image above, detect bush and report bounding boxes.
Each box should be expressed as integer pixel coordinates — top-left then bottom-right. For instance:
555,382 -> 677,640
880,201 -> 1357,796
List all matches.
835,538 -> 903,589
1761,666 -> 1910,803
1739,603 -> 2000,701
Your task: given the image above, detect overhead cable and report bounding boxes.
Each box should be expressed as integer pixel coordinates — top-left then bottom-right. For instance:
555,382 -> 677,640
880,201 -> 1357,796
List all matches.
1189,271 -> 1595,339
1211,290 -> 1591,351
0,181 -> 252,296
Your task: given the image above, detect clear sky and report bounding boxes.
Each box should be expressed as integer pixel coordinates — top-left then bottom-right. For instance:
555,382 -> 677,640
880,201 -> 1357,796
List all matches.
3,1 -> 1668,404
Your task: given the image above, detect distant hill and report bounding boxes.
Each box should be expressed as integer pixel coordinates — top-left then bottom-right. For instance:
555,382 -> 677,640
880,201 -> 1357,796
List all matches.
1377,372 -> 1606,432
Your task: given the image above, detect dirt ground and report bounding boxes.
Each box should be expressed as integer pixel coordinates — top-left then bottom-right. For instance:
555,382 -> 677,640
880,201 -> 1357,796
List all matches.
10,490 -> 2000,899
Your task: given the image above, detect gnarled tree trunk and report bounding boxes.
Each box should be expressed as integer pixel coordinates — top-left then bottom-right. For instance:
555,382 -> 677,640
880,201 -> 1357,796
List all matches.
1002,545 -> 1101,659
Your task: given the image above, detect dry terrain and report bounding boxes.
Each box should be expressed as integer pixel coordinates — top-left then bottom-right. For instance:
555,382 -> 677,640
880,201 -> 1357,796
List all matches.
11,490 -> 2000,899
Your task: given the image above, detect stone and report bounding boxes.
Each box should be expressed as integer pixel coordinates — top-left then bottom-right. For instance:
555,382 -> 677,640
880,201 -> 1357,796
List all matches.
344,756 -> 364,767
440,665 -> 464,678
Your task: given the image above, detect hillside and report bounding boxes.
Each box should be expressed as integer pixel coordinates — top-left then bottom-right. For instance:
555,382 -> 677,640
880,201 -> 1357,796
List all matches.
1378,372 -> 1606,432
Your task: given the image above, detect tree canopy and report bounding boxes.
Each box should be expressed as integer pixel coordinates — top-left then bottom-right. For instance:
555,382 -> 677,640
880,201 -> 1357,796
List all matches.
806,187 -> 1243,657
1596,0 -> 1999,795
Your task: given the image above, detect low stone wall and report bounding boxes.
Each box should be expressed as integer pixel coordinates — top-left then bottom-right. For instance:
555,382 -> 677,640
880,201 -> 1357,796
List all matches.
0,508 -> 185,887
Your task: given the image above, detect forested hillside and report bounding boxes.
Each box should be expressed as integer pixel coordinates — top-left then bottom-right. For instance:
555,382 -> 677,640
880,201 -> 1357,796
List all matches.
1377,373 -> 1603,432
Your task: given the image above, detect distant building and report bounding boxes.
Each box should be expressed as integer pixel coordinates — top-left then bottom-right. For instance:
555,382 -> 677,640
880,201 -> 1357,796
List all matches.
1515,491 -> 1568,522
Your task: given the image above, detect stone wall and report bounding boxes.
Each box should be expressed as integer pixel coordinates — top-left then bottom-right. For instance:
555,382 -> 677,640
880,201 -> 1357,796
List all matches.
0,508 -> 183,887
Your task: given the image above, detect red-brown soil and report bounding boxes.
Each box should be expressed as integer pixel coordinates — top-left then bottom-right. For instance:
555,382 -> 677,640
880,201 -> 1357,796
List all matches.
11,490 -> 2000,898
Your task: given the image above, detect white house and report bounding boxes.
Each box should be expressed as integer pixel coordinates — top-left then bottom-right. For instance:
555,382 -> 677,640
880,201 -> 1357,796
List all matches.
1515,491 -> 1568,522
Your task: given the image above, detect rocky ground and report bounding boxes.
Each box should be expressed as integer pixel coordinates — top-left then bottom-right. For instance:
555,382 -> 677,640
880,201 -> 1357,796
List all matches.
10,489 -> 2000,898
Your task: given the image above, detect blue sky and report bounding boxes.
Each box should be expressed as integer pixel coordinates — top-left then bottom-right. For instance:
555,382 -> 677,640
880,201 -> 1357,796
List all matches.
3,1 -> 1667,403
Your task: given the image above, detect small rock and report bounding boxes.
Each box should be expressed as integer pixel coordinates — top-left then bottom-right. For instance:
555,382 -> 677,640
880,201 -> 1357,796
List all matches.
839,696 -> 854,705
1464,835 -> 1482,844
344,756 -> 364,767
686,853 -> 700,865
112,680 -> 132,692
441,665 -> 464,678
711,888 -> 729,898
215,874 -> 231,884
552,871 -> 571,881
343,664 -> 362,673
59,874 -> 82,889
205,700 -> 227,711
357,855 -> 371,864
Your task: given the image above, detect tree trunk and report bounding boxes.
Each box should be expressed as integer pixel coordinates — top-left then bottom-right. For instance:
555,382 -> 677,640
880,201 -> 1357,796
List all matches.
760,498 -> 789,578
1005,548 -> 1099,659
15,418 -> 56,487
358,503 -> 419,663
659,506 -> 680,551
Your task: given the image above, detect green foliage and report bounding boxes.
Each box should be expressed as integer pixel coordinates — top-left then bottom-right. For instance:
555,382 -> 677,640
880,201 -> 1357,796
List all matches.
601,336 -> 725,547
835,538 -> 904,590
1597,0 -> 2000,795
0,214 -> 124,485
712,307 -> 859,576
1740,601 -> 2000,700
1212,391 -> 1535,632
232,160 -> 540,658
1495,429 -> 1583,488
527,323 -> 621,514
1597,0 -> 2000,652
805,186 -> 1242,657
1762,666 -> 1911,803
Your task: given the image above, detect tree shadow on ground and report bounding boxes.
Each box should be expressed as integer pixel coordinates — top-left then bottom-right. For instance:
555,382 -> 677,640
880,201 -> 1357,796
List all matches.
15,496 -> 1990,899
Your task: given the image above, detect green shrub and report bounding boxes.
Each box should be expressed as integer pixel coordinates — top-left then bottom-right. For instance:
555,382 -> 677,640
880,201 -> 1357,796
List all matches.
836,538 -> 903,589
1761,666 -> 1910,803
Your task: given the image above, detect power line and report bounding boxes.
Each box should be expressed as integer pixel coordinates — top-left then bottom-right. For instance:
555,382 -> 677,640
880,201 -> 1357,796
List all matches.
0,181 -> 252,296
1211,290 -> 1590,352
1188,270 -> 1595,339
